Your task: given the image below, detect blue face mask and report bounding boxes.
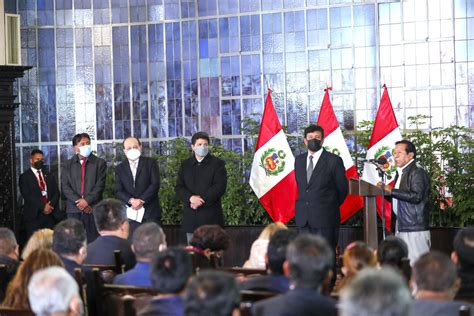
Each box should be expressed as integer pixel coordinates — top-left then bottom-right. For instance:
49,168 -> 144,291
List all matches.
79,145 -> 92,158
194,145 -> 209,158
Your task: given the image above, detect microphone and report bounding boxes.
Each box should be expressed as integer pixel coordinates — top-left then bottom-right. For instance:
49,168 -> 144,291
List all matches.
358,157 -> 388,165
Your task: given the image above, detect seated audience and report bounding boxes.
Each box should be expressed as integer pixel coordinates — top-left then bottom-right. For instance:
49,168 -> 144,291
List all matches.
138,247 -> 193,316
53,218 -> 87,276
334,241 -> 376,293
252,234 -> 337,316
377,236 -> 410,280
410,251 -> 472,315
21,228 -> 53,260
2,248 -> 64,310
451,226 -> 474,302
243,222 -> 287,269
185,270 -> 240,316
239,229 -> 297,293
85,199 -> 136,270
28,266 -> 83,316
0,228 -> 20,302
186,225 -> 230,270
339,267 -> 412,316
114,222 -> 167,287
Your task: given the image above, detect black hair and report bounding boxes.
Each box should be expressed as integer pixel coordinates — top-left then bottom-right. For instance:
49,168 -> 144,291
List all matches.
53,219 -> 86,256
93,199 -> 128,232
151,247 -> 192,294
377,236 -> 409,268
303,124 -> 325,139
72,133 -> 91,146
190,225 -> 230,252
412,251 -> 458,292
453,226 -> 474,270
191,131 -> 210,145
395,140 -> 417,159
30,149 -> 44,157
267,229 -> 298,275
122,136 -> 142,146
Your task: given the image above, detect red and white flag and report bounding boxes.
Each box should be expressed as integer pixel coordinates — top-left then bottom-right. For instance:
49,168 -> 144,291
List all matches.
249,89 -> 297,223
361,85 -> 402,231
317,88 -> 364,223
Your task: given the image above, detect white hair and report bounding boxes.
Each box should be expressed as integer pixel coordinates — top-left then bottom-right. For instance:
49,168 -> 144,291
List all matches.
339,267 -> 412,316
28,266 -> 82,316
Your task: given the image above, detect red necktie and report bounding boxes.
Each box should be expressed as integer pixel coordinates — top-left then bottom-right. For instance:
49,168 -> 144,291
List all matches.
81,158 -> 86,197
37,170 -> 48,204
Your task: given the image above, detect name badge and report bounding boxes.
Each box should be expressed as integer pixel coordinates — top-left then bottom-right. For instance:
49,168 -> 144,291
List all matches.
41,191 -> 47,197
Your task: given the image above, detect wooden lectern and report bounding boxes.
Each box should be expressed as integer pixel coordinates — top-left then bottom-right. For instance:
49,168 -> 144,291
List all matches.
349,178 -> 389,249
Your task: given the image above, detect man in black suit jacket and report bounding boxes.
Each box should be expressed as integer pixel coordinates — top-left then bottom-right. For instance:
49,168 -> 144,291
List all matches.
294,124 -> 348,251
19,149 -> 62,239
62,133 -> 106,242
252,234 -> 337,316
85,199 -> 136,270
115,136 -> 160,234
176,131 -> 227,242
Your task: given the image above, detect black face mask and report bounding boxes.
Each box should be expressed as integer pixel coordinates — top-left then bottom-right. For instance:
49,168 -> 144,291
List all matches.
33,160 -> 45,170
307,139 -> 322,152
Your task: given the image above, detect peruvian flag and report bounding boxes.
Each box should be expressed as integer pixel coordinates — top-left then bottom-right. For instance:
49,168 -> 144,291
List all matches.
362,85 -> 402,231
249,89 -> 297,223
317,88 -> 364,223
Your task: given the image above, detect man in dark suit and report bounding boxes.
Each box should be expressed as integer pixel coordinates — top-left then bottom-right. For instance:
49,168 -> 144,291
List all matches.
0,228 -> 19,302
252,234 -> 337,316
115,136 -> 160,234
19,149 -> 62,240
62,133 -> 107,242
294,124 -> 348,252
176,131 -> 227,243
85,199 -> 136,270
239,229 -> 297,293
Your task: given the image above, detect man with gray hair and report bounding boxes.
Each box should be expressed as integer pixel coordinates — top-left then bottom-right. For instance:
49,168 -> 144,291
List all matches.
339,268 -> 412,316
0,227 -> 19,301
114,222 -> 167,287
28,266 -> 83,316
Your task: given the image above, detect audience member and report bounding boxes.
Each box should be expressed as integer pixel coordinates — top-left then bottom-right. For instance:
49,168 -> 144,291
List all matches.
239,229 -> 297,293
410,251 -> 471,316
451,226 -> 474,302
53,218 -> 87,276
0,228 -> 19,302
186,225 -> 230,270
21,228 -> 53,260
185,270 -> 240,316
243,222 -> 287,269
85,199 -> 136,270
28,266 -> 83,316
138,247 -> 193,316
339,267 -> 412,316
114,222 -> 167,287
334,241 -> 376,293
252,234 -> 337,316
2,248 -> 64,310
377,236 -> 410,281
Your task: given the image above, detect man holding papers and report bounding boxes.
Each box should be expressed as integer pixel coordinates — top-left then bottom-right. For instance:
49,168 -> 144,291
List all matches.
115,136 -> 161,235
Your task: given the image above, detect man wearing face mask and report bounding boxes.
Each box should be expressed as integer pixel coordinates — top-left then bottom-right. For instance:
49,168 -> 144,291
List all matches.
115,136 -> 161,234
19,149 -> 62,240
294,124 -> 348,253
62,133 -> 106,242
176,131 -> 227,243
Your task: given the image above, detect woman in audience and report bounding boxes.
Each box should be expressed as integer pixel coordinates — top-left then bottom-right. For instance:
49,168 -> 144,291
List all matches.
21,228 -> 53,260
243,222 -> 287,269
2,248 -> 64,310
334,241 -> 376,293
186,225 -> 230,271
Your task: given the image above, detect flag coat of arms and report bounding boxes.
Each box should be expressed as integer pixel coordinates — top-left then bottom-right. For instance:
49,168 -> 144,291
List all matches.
249,89 -> 297,223
317,88 -> 364,223
362,85 -> 402,231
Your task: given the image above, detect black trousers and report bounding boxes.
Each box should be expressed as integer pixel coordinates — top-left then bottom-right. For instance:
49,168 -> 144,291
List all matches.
24,212 -> 57,241
67,212 -> 99,243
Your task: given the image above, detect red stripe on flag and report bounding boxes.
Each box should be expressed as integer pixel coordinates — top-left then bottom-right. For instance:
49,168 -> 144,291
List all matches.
255,90 -> 282,150
368,86 -> 399,148
340,166 -> 364,223
258,172 -> 297,224
317,88 -> 339,135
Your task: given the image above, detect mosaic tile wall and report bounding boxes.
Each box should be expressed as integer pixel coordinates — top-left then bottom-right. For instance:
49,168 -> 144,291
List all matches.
6,0 -> 474,179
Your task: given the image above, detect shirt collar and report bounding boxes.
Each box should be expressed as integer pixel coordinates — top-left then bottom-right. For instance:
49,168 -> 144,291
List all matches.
30,166 -> 41,173
307,147 -> 323,159
397,159 -> 414,174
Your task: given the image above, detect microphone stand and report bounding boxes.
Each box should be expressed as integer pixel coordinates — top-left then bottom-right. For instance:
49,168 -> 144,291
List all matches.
372,162 -> 391,240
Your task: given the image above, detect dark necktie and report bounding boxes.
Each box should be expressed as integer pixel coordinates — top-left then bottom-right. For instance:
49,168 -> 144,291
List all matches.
81,158 -> 87,197
37,170 -> 48,203
307,155 -> 313,184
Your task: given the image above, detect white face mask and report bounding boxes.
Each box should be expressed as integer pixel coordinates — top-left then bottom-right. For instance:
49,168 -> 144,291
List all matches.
79,145 -> 92,158
126,148 -> 141,161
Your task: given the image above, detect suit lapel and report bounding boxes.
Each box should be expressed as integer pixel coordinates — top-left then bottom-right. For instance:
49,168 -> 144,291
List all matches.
27,169 -> 42,196
135,158 -> 144,180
